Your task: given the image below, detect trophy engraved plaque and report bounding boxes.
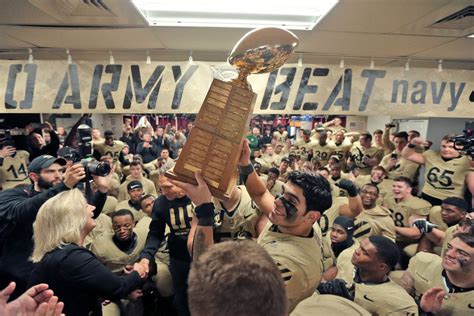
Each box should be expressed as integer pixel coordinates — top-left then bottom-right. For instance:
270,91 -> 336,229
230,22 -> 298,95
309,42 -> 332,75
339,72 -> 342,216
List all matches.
167,27 -> 299,200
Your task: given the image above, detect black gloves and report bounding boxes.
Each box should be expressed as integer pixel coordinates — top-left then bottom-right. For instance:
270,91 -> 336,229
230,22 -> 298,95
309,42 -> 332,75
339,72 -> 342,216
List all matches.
317,279 -> 355,301
412,219 -> 437,235
336,179 -> 359,197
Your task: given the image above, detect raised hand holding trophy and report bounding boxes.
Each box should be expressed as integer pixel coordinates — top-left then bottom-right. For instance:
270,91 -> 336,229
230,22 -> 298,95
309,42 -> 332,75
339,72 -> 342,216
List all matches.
166,27 -> 299,200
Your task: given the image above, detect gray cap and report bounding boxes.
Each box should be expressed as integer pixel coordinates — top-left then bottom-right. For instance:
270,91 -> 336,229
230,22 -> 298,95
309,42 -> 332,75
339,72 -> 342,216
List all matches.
28,155 -> 67,173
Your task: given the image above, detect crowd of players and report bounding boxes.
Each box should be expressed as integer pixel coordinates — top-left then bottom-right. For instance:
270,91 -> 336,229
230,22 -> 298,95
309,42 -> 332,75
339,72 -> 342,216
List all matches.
0,115 -> 473,316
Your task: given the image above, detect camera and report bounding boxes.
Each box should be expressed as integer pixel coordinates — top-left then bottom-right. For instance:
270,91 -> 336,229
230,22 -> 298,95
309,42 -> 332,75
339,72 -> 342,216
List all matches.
76,124 -> 111,178
450,128 -> 474,159
385,123 -> 396,128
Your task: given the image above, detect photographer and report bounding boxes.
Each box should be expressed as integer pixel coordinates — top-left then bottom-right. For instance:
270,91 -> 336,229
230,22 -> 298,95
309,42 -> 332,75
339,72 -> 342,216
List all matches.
402,135 -> 473,206
0,154 -> 114,300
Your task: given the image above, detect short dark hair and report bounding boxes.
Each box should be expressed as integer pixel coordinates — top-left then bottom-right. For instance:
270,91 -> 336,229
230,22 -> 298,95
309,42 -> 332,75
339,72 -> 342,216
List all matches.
104,130 -> 114,138
317,167 -> 330,173
130,161 -> 142,168
111,209 -> 134,221
362,183 -> 379,195
369,236 -> 399,270
141,194 -> 155,202
394,132 -> 408,141
287,171 -> 332,213
452,232 -> 474,248
443,197 -> 468,212
393,176 -> 412,187
373,129 -> 383,135
188,241 -> 287,316
267,167 -> 280,177
361,132 -> 372,141
442,134 -> 455,142
408,130 -> 420,137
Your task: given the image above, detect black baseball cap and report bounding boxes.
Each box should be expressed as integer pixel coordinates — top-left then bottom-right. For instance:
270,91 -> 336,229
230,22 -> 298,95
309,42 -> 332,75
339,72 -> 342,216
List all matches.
127,180 -> 143,191
28,155 -> 67,173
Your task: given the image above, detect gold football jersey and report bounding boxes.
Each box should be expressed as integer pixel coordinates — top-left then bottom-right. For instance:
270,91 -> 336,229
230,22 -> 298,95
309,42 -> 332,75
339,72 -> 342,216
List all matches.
354,280 -> 418,315
294,139 -> 318,162
273,130 -> 288,144
317,196 -> 349,238
335,241 -> 359,284
422,150 -> 473,200
0,150 -> 29,189
118,176 -> 158,202
291,293 -> 370,316
93,140 -> 125,163
312,143 -> 336,166
407,252 -> 474,315
354,206 -> 396,242
350,145 -> 384,175
330,140 -> 352,161
380,152 -> 419,181
257,222 -> 323,312
383,195 -> 431,242
90,226 -> 148,274
212,186 -> 261,242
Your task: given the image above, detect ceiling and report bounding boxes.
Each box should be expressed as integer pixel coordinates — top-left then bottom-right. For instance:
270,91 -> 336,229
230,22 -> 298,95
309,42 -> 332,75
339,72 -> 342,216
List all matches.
0,0 -> 473,70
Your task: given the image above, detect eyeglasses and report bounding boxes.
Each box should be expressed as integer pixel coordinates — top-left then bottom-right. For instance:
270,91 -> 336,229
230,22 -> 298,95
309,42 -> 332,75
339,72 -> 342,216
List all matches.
275,193 -> 298,218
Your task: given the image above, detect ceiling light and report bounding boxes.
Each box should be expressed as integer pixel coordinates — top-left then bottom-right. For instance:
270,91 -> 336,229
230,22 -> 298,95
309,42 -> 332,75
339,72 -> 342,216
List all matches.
438,59 -> 443,72
297,54 -> 303,67
339,57 -> 344,68
66,49 -> 72,64
404,58 -> 410,71
146,51 -> 151,64
28,48 -> 34,64
369,58 -> 375,69
466,33 -> 474,38
188,51 -> 194,64
109,51 -> 115,65
132,0 -> 339,30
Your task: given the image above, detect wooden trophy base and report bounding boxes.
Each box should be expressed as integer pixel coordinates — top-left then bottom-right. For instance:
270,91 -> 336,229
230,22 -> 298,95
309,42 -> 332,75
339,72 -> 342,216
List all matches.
166,78 -> 256,201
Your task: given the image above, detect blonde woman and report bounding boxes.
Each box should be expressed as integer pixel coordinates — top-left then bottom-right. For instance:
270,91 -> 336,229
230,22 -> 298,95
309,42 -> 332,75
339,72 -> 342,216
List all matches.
29,189 -> 147,316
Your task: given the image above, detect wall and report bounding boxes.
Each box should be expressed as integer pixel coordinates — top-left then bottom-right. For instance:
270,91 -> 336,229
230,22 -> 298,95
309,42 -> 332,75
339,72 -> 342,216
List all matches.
345,116 -> 367,133
366,115 -> 391,133
425,118 -> 470,151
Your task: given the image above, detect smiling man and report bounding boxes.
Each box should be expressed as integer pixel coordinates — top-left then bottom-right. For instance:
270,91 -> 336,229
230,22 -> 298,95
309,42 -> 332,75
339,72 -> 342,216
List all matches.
353,183 -> 396,242
172,140 -> 333,312
399,232 -> 474,314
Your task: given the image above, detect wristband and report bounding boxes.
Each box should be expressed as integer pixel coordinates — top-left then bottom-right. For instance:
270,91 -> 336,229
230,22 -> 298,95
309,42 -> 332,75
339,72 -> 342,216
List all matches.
239,163 -> 254,184
239,163 -> 254,176
407,143 -> 416,149
195,202 -> 215,226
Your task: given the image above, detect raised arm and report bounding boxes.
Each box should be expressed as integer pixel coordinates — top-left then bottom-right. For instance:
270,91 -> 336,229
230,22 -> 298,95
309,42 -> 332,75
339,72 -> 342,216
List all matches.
239,140 -> 276,216
401,137 -> 427,165
172,172 -> 214,260
336,179 -> 363,218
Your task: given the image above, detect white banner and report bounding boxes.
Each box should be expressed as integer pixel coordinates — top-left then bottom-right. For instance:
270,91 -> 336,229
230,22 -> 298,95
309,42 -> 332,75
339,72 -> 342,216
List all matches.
0,60 -> 472,117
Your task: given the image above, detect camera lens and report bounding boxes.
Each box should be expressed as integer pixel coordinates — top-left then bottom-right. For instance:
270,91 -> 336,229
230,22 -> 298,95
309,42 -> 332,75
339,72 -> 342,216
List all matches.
87,161 -> 111,176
